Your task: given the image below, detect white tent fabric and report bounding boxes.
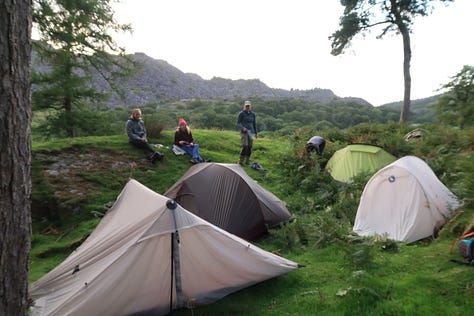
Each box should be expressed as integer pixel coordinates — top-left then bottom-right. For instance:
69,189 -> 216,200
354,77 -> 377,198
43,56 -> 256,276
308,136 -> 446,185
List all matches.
29,179 -> 299,316
353,156 -> 461,244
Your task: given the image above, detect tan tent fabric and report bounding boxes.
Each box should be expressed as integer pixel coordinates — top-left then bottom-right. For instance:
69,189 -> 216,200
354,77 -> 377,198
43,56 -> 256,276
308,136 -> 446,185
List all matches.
353,156 -> 461,243
29,179 -> 298,316
164,163 -> 291,240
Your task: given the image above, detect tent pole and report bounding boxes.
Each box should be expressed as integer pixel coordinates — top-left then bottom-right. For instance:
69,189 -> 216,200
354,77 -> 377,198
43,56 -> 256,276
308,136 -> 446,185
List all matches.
167,199 -> 184,309
169,232 -> 174,314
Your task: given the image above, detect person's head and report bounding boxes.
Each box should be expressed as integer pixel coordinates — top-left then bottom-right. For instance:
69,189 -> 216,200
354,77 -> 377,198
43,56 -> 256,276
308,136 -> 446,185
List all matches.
178,118 -> 190,132
131,108 -> 142,120
305,143 -> 315,153
244,100 -> 251,111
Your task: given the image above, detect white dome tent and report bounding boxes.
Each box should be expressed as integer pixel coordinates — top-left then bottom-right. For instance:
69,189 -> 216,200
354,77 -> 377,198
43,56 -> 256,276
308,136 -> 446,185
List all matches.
353,156 -> 461,243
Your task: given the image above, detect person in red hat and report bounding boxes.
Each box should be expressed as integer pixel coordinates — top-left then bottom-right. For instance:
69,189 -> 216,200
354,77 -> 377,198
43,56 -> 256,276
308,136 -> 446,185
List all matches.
174,118 -> 206,164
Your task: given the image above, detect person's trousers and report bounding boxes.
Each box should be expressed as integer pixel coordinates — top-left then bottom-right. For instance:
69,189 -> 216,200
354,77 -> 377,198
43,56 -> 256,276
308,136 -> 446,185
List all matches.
181,144 -> 203,162
240,132 -> 254,157
130,139 -> 156,158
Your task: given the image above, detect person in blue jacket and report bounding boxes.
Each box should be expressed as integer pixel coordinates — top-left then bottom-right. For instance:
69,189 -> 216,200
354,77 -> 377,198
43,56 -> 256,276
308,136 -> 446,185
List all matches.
237,100 -> 258,165
126,108 -> 164,164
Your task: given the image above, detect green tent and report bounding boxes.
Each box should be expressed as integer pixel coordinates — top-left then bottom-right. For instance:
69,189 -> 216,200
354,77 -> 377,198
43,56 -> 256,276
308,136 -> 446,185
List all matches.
326,144 -> 396,183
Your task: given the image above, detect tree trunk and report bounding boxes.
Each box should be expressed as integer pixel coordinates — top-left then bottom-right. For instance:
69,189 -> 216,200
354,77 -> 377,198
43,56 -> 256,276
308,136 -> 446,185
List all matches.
399,23 -> 412,123
0,1 -> 32,315
64,58 -> 74,137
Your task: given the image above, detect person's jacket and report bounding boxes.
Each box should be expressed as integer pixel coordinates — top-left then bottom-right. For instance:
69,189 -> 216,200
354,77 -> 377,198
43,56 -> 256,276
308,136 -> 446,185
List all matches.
237,110 -> 257,134
126,119 -> 147,141
174,129 -> 194,146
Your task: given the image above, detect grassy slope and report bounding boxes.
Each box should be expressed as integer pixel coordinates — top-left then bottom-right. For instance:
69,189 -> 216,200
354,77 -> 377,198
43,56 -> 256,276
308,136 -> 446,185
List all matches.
30,129 -> 474,315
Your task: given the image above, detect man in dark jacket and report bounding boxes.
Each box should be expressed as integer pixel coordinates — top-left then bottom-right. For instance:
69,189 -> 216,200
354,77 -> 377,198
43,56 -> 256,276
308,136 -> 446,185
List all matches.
237,100 -> 258,165
126,108 -> 164,164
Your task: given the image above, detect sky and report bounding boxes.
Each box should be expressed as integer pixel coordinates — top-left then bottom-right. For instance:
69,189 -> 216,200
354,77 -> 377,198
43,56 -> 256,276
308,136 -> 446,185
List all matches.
111,0 -> 474,106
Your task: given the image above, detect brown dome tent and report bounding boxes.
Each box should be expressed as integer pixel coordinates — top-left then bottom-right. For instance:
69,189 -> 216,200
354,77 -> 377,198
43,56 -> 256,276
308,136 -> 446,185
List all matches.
164,163 -> 292,240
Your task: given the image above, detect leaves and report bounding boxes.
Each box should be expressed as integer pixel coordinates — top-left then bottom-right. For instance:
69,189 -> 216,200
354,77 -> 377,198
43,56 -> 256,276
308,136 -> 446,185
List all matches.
32,0 -> 135,136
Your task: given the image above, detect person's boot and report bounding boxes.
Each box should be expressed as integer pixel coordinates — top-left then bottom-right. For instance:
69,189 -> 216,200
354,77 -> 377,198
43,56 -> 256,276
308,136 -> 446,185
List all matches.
151,152 -> 164,164
238,155 -> 245,165
148,153 -> 156,164
244,156 -> 250,165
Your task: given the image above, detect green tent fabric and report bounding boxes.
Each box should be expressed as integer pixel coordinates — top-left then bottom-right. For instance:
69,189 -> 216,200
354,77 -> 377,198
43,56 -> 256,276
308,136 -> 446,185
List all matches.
326,144 -> 396,183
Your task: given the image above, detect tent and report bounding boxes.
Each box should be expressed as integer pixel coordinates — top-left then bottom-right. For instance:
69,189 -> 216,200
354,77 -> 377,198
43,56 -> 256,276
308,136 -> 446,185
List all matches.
353,156 -> 461,243
404,128 -> 428,142
164,163 -> 292,240
326,144 -> 396,183
29,179 -> 299,316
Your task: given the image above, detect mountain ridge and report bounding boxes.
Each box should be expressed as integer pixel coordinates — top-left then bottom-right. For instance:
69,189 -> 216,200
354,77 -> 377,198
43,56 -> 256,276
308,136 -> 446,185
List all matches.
103,52 -> 371,107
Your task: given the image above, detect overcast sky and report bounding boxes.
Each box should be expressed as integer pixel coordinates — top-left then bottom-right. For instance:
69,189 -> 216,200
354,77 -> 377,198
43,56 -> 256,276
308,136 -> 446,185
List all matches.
112,0 -> 474,106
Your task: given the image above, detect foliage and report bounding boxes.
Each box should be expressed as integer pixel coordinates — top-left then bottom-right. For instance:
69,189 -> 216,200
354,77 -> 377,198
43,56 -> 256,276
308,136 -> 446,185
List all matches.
32,94 -> 438,141
330,0 -> 454,55
435,65 -> 474,129
382,94 -> 443,124
329,0 -> 454,123
32,0 -> 135,137
33,103 -> 126,139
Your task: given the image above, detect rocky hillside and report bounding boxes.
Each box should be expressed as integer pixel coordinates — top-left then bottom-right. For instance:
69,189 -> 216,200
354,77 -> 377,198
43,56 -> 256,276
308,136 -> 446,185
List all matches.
101,53 -> 369,107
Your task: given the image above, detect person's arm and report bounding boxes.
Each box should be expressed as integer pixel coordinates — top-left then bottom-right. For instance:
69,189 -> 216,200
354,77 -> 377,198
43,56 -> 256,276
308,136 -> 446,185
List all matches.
253,113 -> 258,137
189,131 -> 195,145
140,121 -> 148,141
126,120 -> 141,141
174,131 -> 180,146
237,112 -> 247,132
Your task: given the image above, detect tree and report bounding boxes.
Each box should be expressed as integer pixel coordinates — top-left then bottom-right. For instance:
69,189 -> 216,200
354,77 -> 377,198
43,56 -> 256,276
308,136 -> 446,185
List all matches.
330,0 -> 453,123
0,1 -> 32,315
435,65 -> 474,129
32,0 -> 134,137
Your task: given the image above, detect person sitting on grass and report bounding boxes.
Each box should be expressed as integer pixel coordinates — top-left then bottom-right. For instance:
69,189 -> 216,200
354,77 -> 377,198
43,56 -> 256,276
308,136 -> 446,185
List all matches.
174,118 -> 207,164
126,108 -> 164,164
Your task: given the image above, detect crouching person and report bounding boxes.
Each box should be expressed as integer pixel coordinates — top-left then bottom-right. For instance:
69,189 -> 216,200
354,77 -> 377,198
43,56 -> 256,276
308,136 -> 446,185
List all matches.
305,136 -> 326,156
126,108 -> 164,164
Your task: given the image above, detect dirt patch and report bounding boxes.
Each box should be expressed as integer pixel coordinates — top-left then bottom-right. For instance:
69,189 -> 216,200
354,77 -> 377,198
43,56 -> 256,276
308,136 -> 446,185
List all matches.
32,150 -> 141,215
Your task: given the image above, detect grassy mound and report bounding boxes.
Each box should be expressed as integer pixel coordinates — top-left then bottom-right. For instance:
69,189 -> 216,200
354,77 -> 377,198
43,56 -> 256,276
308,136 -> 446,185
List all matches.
29,125 -> 474,315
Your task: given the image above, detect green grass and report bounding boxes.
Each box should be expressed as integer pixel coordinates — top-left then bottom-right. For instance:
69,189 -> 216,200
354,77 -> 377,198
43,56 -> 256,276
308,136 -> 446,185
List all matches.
29,127 -> 474,315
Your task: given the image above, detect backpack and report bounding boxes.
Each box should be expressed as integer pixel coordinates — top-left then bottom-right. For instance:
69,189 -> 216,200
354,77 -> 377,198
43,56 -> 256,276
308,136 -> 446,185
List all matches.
450,231 -> 474,266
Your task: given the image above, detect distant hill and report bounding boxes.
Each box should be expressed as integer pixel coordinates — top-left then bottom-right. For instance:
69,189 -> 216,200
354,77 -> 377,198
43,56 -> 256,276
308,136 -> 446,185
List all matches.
379,94 -> 443,123
97,53 -> 370,107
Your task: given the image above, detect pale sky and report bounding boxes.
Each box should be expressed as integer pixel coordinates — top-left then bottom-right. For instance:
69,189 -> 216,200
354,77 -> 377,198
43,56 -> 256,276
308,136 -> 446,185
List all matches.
112,0 -> 474,106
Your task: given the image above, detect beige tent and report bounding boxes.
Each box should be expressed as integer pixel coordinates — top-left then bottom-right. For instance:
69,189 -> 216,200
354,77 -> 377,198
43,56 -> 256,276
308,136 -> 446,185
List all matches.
353,156 -> 461,243
29,179 -> 299,316
164,163 -> 291,240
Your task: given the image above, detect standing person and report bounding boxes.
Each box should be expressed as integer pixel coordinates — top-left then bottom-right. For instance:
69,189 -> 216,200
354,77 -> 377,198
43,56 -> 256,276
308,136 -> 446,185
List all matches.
237,100 -> 258,165
174,118 -> 206,164
126,108 -> 164,164
305,136 -> 326,156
